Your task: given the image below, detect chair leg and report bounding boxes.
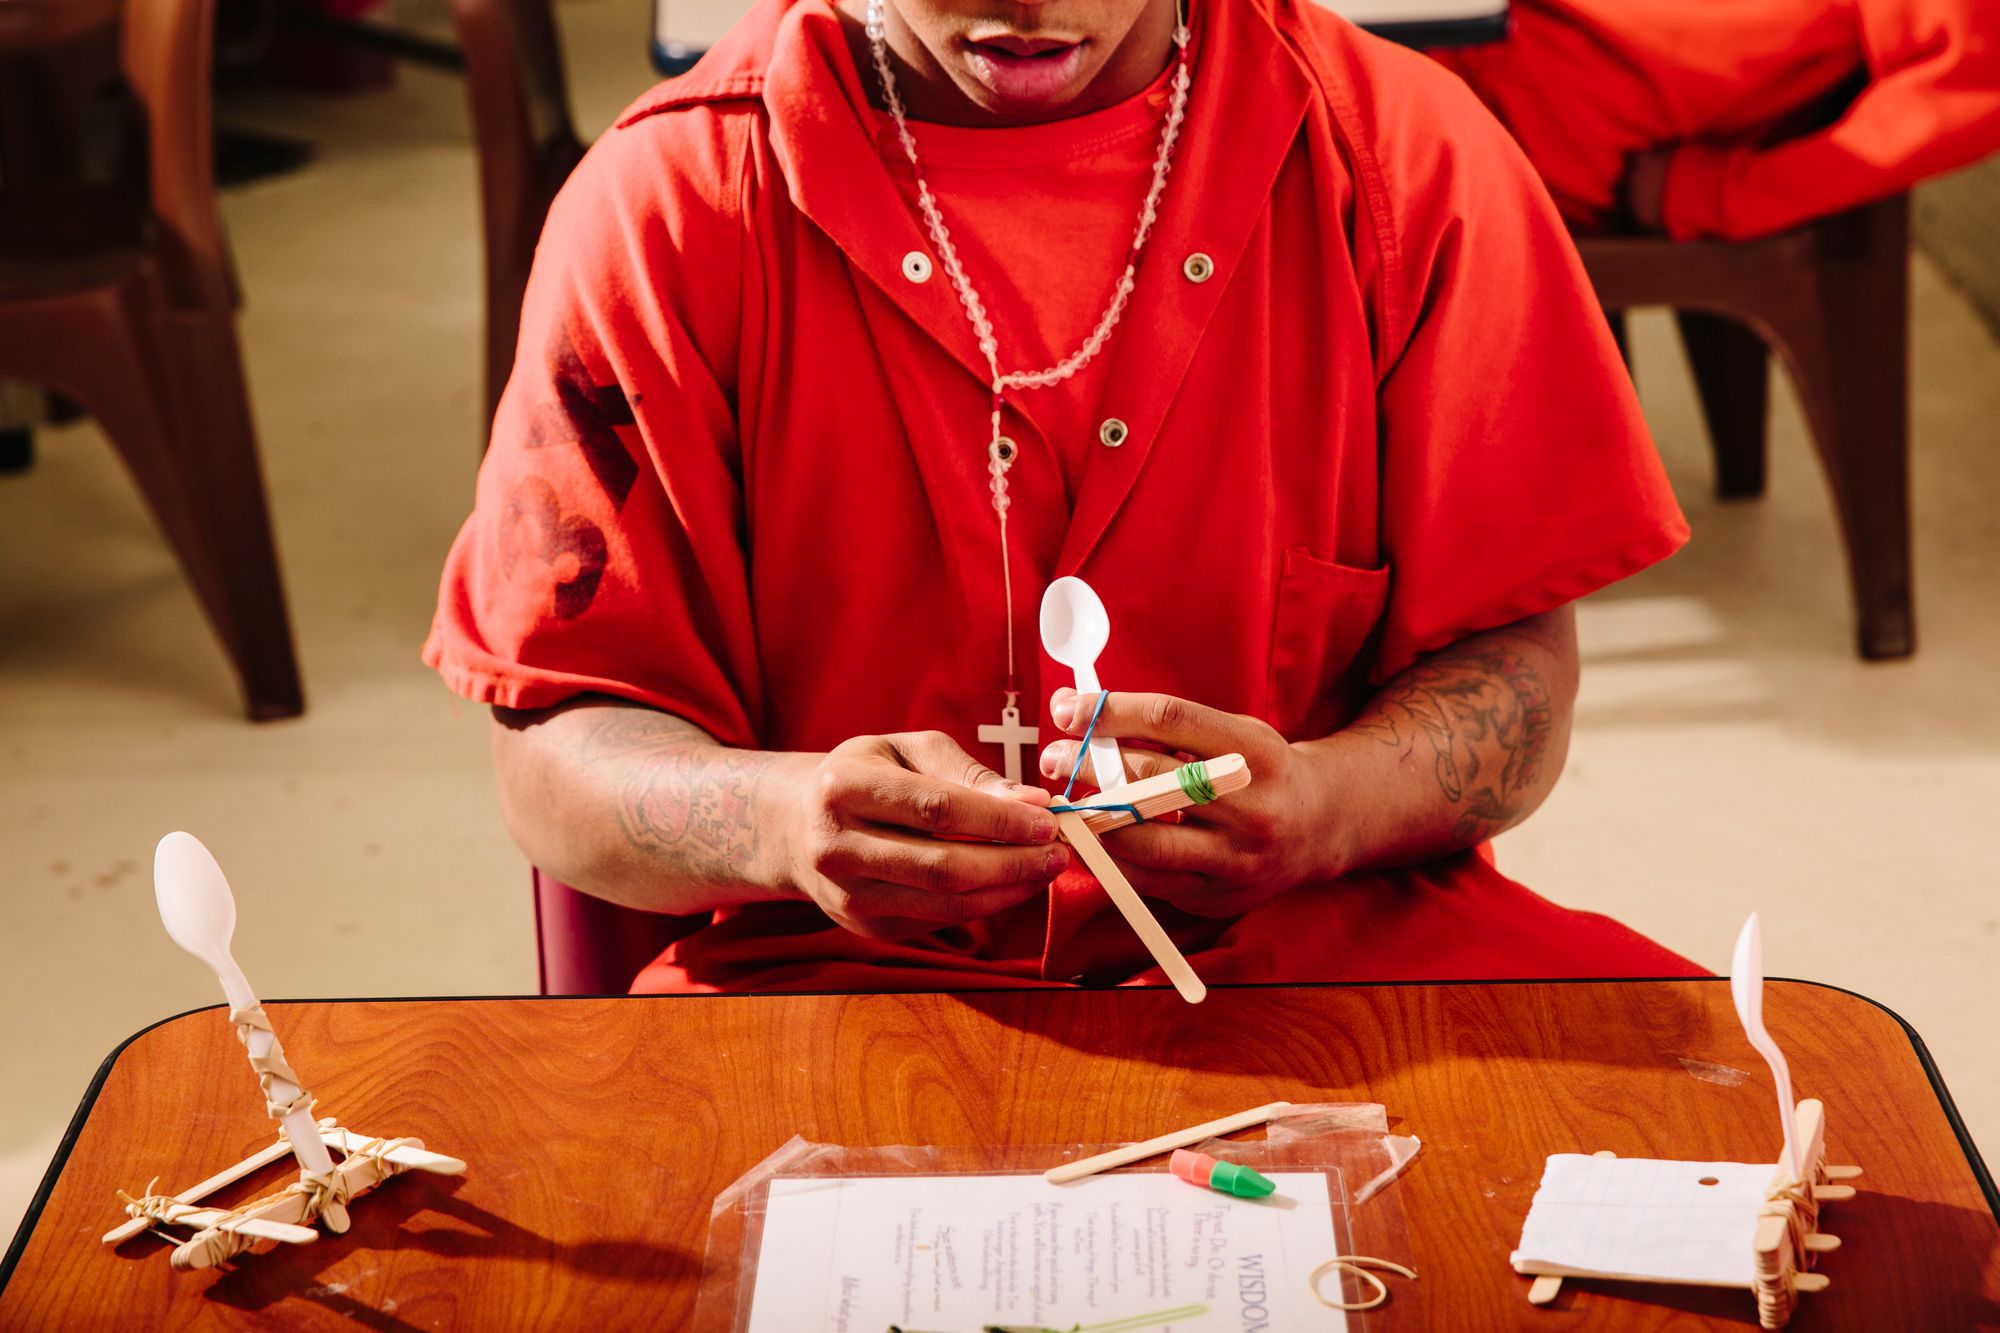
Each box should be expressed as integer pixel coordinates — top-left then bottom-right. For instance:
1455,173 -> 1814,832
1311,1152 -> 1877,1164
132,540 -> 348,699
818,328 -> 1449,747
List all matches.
0,425 -> 29,473
1762,197 -> 1914,660
0,283 -> 305,716
1676,310 -> 1769,500
152,306 -> 305,718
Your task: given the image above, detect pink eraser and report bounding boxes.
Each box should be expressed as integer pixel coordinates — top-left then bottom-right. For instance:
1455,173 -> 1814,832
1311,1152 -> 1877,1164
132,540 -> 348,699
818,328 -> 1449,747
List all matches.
1170,1148 -> 1213,1187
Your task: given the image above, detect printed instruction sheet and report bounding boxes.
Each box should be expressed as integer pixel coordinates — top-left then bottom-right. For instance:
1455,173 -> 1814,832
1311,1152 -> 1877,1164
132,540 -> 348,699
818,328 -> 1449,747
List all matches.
743,1170 -> 1347,1332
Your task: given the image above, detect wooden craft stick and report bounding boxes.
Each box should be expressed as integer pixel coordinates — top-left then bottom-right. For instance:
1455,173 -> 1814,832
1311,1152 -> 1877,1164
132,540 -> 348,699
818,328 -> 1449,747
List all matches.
102,1136 -> 301,1245
103,1202 -> 316,1246
1044,1100 -> 1293,1183
1055,811 -> 1206,1005
1526,1275 -> 1564,1306
1060,754 -> 1253,835
318,1127 -> 467,1175
171,1141 -> 410,1270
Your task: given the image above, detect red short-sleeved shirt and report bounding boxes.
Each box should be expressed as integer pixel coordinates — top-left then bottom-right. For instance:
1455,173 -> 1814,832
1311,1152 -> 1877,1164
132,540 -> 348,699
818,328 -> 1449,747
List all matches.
425,0 -> 1700,991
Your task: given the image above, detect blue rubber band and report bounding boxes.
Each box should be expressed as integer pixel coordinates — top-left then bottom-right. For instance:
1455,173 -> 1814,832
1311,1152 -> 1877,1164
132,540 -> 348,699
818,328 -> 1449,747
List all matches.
1060,689 -> 1112,802
1049,691 -> 1145,824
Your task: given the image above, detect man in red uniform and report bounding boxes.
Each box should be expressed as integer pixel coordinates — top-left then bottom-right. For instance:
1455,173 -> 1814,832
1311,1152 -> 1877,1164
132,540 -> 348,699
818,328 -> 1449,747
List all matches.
1431,0 -> 2000,241
426,0 -> 1703,992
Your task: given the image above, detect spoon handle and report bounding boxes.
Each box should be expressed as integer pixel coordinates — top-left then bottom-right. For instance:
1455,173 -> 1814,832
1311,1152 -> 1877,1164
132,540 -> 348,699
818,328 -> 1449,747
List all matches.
1072,666 -> 1128,792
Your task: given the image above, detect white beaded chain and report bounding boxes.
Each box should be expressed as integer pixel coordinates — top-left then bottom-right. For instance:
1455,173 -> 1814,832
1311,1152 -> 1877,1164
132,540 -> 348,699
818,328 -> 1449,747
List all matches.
866,0 -> 1192,693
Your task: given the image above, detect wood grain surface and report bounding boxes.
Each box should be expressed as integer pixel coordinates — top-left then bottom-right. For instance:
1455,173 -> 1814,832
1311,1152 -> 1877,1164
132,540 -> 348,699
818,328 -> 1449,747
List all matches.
1,981 -> 1994,1330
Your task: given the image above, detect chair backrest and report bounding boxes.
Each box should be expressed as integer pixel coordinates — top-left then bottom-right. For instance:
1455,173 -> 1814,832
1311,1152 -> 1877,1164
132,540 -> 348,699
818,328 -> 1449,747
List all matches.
447,0 -> 588,428
531,866 -> 707,995
121,0 -> 228,307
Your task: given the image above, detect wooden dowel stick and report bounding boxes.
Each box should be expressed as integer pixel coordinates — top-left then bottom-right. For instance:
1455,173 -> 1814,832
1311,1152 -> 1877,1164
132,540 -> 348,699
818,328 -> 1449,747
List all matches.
1044,1101 -> 1293,1183
102,1136 -> 301,1245
1055,812 -> 1205,1005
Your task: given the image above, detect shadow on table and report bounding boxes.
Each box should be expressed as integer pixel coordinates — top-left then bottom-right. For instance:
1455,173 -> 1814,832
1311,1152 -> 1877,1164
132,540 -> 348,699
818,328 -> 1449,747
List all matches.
117,1173 -> 698,1330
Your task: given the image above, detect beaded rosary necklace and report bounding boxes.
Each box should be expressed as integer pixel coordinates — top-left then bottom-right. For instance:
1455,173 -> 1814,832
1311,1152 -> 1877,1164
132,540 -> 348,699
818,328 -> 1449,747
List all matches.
864,0 -> 1193,780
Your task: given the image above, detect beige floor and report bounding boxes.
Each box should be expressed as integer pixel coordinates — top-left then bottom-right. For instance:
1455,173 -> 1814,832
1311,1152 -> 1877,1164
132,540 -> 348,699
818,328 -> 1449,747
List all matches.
4,0 -> 1998,1247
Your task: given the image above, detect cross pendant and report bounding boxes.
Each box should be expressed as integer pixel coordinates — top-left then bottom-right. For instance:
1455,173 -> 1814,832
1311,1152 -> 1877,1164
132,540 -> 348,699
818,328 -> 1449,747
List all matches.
977,704 -> 1040,785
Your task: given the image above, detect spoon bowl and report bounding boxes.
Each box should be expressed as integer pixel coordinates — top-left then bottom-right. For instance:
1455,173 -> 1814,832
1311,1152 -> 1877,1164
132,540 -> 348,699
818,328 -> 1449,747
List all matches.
1039,577 -> 1127,790
155,831 -> 250,1005
1040,577 -> 1111,677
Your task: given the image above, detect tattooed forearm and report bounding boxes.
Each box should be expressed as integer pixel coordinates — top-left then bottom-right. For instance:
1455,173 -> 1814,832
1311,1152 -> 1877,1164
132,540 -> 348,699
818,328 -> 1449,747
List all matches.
1346,635 -> 1559,843
571,707 -> 769,880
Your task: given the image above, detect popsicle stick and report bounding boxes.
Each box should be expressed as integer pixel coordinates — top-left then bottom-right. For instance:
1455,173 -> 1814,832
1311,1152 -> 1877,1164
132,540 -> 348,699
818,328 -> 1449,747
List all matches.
1527,1276 -> 1564,1306
1055,812 -> 1205,1005
318,1127 -> 466,1175
1044,1100 -> 1293,1183
102,1136 -> 301,1244
171,1140 -> 409,1270
1060,754 -> 1254,835
105,1200 -> 316,1246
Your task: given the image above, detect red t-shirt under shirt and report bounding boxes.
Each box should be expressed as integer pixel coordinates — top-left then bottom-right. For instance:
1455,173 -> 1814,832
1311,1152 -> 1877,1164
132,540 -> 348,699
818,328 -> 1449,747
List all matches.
872,58 -> 1180,503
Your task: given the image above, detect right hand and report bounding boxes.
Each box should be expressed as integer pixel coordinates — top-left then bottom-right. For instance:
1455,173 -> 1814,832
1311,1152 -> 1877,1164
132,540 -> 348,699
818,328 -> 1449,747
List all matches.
791,731 -> 1069,940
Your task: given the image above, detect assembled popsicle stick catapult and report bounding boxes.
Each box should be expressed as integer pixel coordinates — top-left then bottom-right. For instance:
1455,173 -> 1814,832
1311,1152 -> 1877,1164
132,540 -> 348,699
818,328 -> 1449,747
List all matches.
1038,578 -> 1256,1007
104,833 -> 464,1270
1511,914 -> 1862,1329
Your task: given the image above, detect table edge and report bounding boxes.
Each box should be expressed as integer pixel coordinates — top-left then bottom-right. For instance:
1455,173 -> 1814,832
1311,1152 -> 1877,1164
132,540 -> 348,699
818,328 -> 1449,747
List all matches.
6,974 -> 1991,1294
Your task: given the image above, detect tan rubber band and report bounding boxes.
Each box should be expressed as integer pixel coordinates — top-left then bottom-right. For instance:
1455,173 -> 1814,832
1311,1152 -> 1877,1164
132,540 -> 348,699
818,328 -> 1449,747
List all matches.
1309,1255 -> 1418,1312
230,1004 -> 317,1121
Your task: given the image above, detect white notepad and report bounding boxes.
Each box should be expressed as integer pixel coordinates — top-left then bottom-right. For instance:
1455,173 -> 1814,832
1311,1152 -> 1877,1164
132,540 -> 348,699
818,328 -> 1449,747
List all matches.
1511,1155 -> 1774,1288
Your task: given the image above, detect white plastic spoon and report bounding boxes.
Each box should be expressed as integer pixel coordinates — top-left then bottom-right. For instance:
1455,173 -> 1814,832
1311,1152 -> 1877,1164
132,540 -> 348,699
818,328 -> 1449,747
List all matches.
1730,911 -> 1802,1182
1040,576 -> 1128,791
153,832 -> 349,1230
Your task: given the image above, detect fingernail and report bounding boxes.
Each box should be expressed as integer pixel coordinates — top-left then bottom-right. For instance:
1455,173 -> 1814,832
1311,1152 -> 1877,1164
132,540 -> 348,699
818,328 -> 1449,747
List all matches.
1034,816 -> 1058,843
1045,847 -> 1068,874
1040,751 -> 1059,779
1052,695 -> 1076,728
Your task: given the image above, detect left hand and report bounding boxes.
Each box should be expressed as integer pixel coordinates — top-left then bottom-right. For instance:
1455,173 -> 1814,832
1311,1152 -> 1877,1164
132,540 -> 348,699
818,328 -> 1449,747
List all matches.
1039,687 -> 1335,917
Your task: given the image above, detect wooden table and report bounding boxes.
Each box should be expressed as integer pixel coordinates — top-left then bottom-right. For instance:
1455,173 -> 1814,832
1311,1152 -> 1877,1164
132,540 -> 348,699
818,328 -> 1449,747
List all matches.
2,981 -> 1994,1329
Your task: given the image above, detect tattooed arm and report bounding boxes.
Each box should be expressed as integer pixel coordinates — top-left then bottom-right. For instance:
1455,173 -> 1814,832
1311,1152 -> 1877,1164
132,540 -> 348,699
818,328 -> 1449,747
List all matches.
1319,604 -> 1575,869
489,700 -> 1064,936
1033,606 -> 1577,915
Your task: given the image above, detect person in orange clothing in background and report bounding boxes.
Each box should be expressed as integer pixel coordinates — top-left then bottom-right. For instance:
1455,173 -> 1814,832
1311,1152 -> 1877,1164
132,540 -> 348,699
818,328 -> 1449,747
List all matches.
1430,0 -> 2000,240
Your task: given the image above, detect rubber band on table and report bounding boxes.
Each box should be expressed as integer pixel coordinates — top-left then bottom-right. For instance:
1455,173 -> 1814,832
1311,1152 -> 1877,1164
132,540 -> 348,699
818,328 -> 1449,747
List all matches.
1309,1255 -> 1418,1311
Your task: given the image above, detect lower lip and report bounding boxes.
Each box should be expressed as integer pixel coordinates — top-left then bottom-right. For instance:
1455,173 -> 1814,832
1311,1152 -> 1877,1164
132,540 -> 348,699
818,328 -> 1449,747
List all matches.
964,42 -> 1087,104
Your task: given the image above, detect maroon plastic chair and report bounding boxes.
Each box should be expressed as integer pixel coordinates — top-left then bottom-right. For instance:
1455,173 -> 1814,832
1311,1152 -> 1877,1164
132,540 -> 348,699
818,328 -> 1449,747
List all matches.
531,867 -> 705,995
1576,194 -> 1913,660
0,0 -> 303,718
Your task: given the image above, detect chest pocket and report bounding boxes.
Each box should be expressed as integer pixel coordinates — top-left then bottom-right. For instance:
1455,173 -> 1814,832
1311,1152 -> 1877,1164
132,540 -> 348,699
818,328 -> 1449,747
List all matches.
1267,546 -> 1391,740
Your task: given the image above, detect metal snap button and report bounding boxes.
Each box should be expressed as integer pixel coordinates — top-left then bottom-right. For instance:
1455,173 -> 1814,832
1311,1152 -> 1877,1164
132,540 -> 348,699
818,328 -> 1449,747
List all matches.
1183,252 -> 1214,283
1099,418 -> 1129,448
901,251 -> 933,283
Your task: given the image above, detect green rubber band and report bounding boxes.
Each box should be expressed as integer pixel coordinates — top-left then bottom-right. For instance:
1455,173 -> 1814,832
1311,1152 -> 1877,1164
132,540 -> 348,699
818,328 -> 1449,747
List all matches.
1176,760 -> 1218,806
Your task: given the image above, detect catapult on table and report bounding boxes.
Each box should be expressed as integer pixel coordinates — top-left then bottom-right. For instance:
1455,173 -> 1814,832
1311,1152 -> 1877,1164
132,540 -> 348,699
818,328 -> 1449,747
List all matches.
104,833 -> 465,1271
1515,1098 -> 1861,1328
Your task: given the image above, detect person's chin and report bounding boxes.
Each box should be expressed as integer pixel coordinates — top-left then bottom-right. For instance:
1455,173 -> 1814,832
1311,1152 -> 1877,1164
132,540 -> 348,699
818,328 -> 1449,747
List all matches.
960,42 -> 1093,117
